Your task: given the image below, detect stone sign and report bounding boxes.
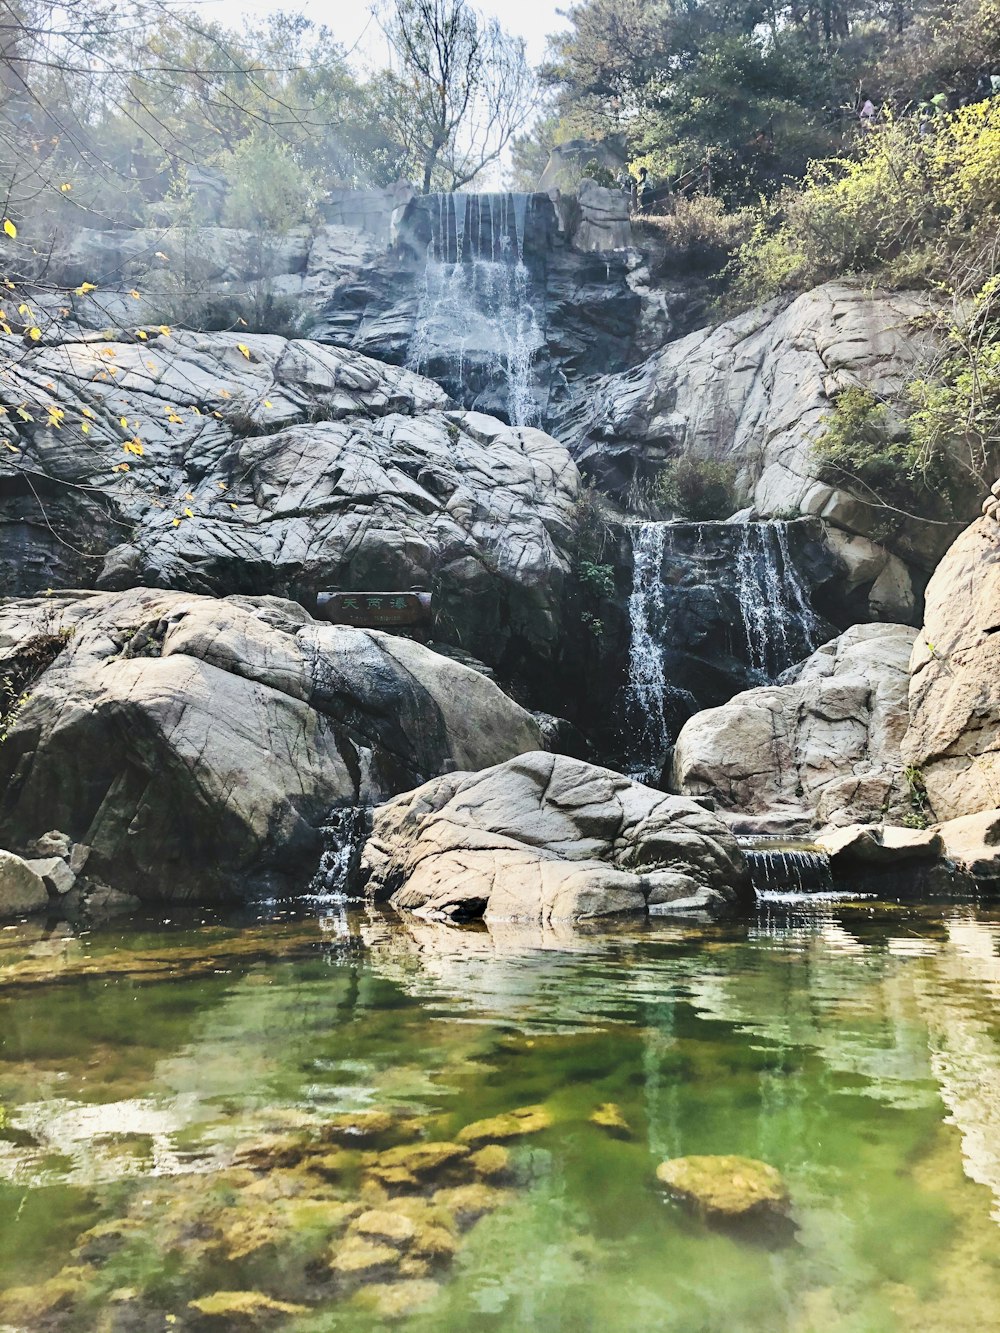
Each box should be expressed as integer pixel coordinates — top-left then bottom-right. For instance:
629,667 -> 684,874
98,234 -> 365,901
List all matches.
316,590 -> 432,628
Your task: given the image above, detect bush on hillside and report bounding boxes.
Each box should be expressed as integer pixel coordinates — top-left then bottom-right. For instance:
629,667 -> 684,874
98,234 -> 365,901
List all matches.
654,457 -> 739,520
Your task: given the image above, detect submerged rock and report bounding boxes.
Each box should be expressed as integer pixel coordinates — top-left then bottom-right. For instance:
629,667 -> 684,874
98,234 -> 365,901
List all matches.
362,751 -> 750,923
458,1106 -> 552,1145
589,1102 -> 632,1138
0,588 -> 541,902
673,623 -> 916,828
187,1290 -> 309,1324
656,1155 -> 791,1231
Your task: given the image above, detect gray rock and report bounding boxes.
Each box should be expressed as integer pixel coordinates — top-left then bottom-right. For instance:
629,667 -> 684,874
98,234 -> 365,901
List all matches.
0,588 -> 542,903
816,823 -> 944,867
23,856 -> 76,896
69,843 -> 91,874
0,850 -> 49,917
903,517 -> 1000,821
935,809 -> 1000,881
673,623 -> 917,826
0,332 -> 580,676
28,830 -> 73,858
556,280 -> 959,602
362,751 -> 750,923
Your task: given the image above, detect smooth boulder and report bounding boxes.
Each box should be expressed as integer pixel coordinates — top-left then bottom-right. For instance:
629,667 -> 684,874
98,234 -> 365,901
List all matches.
0,588 -> 541,902
903,517 -> 1000,821
673,623 -> 917,827
362,751 -> 750,923
656,1155 -> 791,1232
0,850 -> 49,918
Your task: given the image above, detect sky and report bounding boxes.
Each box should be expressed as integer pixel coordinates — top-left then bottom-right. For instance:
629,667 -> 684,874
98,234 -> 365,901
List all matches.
199,0 -> 568,68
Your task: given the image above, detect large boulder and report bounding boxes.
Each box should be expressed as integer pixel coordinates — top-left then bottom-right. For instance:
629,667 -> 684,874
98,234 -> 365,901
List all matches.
0,331 -> 579,676
362,751 -> 750,923
672,623 -> 917,827
556,281 -> 955,607
0,850 -> 49,918
0,588 -> 542,902
903,517 -> 1000,821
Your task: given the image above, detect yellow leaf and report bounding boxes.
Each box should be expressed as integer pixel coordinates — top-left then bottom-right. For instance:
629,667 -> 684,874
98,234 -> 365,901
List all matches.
158,325 -> 171,336
217,481 -> 227,490
167,413 -> 183,424
123,439 -> 144,456
16,407 -> 33,421
119,416 -> 128,429
172,517 -> 181,526
263,399 -> 273,409
100,347 -> 116,358
237,343 -> 250,359
74,281 -> 97,295
2,219 -> 16,238
0,323 -> 10,336
230,502 -> 238,510
218,389 -> 231,399
183,506 -> 194,518
60,182 -> 72,192
136,330 -> 148,340
184,491 -> 193,500
191,405 -> 202,416
17,303 -> 30,315
129,289 -> 141,299
27,327 -> 41,341
81,421 -> 90,433
3,440 -> 19,452
81,407 -> 94,418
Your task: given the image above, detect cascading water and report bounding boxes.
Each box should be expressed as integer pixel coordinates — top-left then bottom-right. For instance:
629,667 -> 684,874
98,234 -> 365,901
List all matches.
737,836 -> 834,896
406,192 -> 545,427
308,807 -> 368,899
735,521 -> 823,682
625,523 -> 696,785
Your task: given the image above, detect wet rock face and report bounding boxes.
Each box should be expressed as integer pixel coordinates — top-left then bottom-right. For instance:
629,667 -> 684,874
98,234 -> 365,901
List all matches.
0,333 -> 579,679
903,517 -> 1000,821
362,751 -> 751,923
0,589 -> 541,902
672,622 -> 918,828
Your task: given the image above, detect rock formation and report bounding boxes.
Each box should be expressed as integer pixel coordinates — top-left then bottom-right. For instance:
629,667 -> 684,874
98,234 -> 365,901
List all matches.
0,588 -> 541,901
556,281 -> 953,617
0,332 -> 579,676
672,623 -> 917,827
903,516 -> 1000,820
362,751 -> 750,922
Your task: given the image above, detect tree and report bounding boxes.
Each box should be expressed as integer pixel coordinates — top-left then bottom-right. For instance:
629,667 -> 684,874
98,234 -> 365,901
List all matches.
376,0 -> 535,192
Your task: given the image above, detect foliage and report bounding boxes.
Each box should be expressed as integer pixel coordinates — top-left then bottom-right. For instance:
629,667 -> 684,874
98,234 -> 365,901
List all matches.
220,136 -> 316,234
812,385 -> 962,514
653,457 -> 739,520
902,765 -> 932,827
638,196 -> 755,274
730,100 -> 1000,304
577,560 -> 616,599
374,0 -> 534,192
569,483 -> 613,563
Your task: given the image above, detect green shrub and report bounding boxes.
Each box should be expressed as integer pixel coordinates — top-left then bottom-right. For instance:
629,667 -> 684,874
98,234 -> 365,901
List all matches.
577,560 -> 616,599
639,195 -> 754,275
220,134 -> 316,233
653,457 -> 739,520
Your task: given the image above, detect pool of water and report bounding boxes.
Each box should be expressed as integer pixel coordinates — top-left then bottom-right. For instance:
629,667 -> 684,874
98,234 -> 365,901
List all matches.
1,897 -> 1000,1331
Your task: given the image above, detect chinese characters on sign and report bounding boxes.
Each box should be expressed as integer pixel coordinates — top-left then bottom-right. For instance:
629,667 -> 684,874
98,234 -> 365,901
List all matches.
315,591 -> 433,628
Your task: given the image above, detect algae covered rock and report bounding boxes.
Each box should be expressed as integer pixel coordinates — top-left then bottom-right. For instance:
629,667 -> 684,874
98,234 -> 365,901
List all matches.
457,1104 -> 552,1145
351,1278 -> 441,1319
188,1289 -> 308,1324
589,1102 -> 632,1138
656,1155 -> 791,1231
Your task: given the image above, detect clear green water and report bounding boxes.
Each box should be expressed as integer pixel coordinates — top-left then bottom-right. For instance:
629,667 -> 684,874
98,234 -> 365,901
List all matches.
2,899 -> 1000,1331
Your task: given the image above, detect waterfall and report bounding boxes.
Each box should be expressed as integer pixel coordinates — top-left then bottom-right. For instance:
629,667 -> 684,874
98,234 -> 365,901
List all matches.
308,807 -> 368,899
406,192 -> 544,427
735,522 -> 823,682
737,837 -> 833,896
625,523 -> 697,785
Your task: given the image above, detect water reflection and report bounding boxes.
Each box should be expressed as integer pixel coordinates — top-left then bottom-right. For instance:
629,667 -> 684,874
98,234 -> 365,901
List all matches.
0,901 -> 999,1330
